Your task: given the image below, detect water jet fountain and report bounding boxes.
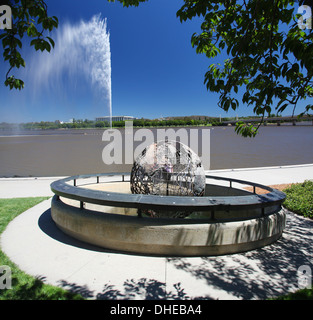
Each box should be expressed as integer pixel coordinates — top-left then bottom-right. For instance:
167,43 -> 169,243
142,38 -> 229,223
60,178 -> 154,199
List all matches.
50,140 -> 286,256
29,15 -> 112,125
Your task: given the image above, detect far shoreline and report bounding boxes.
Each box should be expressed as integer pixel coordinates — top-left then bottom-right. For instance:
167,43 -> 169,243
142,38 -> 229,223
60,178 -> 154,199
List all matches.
1,121 -> 313,137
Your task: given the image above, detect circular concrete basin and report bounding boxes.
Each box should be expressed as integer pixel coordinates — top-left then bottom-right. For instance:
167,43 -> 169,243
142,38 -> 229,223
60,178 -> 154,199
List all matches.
50,173 -> 286,256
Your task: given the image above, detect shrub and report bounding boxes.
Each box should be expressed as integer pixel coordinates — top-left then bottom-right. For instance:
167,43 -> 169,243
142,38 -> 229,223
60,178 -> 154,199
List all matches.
283,180 -> 313,219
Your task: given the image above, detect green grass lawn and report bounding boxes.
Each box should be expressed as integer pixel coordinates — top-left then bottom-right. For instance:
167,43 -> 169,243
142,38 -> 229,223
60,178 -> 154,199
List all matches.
0,197 -> 84,300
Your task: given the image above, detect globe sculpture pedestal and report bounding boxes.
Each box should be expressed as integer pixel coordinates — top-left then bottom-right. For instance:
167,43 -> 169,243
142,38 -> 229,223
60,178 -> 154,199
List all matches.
50,141 -> 286,256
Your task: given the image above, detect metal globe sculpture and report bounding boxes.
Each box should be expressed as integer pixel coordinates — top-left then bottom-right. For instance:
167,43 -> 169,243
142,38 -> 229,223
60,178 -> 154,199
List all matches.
130,140 -> 206,218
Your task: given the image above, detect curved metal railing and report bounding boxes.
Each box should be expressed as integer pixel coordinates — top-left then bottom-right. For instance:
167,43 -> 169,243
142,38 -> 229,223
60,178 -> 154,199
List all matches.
50,173 -> 286,215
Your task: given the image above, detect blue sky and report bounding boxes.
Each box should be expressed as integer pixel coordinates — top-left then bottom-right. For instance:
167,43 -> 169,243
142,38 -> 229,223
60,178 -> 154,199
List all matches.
0,0 -> 305,123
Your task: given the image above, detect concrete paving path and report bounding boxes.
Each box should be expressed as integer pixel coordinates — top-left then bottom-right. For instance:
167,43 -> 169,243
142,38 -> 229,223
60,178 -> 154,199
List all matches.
1,164 -> 313,300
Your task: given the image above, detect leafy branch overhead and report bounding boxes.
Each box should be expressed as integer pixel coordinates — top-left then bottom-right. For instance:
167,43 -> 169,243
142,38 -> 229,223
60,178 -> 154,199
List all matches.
110,0 -> 313,137
0,0 -> 58,90
107,0 -> 148,7
176,0 -> 313,136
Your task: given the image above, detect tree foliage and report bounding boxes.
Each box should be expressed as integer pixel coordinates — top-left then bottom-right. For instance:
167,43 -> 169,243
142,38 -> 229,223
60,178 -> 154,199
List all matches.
109,0 -> 313,136
0,0 -> 58,90
107,0 -> 147,7
176,0 -> 313,136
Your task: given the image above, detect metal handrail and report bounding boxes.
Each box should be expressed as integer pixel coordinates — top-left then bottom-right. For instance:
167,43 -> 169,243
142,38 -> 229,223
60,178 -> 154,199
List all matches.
50,173 -> 286,213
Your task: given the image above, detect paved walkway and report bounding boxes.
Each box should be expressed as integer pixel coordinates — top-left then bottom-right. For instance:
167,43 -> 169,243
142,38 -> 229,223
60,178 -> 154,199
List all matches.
1,164 -> 313,300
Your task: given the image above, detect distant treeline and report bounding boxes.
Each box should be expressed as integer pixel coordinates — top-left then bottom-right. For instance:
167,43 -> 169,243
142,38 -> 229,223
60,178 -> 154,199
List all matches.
2,115 -> 309,131
0,117 -> 233,130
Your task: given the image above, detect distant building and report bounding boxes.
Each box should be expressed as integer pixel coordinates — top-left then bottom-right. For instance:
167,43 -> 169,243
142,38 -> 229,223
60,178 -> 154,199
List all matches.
96,116 -> 136,122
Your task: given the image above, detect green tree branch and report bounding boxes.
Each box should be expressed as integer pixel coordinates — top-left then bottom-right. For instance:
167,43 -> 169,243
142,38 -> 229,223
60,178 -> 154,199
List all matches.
0,0 -> 58,89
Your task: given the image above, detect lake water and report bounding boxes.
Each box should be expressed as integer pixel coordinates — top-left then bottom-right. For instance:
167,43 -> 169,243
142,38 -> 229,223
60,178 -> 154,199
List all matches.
0,126 -> 312,177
